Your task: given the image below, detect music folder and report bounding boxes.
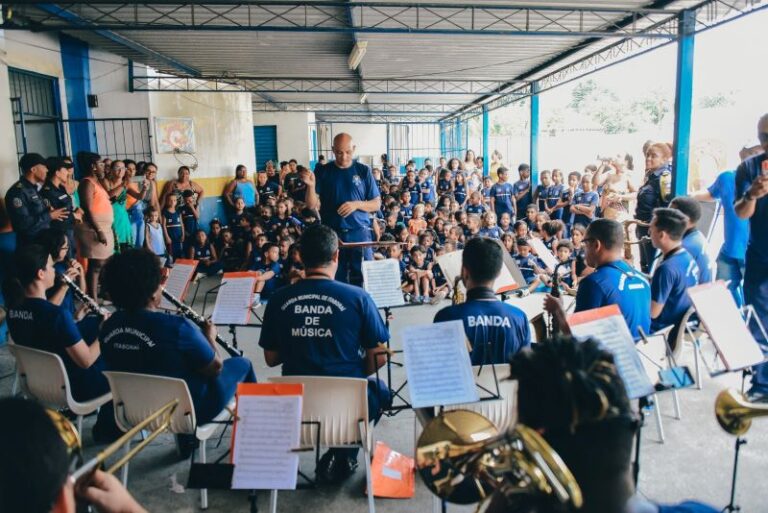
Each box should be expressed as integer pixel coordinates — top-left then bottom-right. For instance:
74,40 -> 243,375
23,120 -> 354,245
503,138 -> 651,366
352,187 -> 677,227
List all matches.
159,259 -> 198,311
362,258 -> 406,308
211,272 -> 259,326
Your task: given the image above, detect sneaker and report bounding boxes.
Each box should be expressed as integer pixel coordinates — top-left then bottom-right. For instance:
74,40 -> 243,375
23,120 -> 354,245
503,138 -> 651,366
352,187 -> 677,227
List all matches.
193,272 -> 205,282
316,451 -> 358,483
175,434 -> 199,460
430,290 -> 448,305
410,295 -> 422,305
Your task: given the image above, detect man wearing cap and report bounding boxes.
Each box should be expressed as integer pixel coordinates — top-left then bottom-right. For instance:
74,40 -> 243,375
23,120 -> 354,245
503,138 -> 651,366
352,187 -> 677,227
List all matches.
301,133 -> 381,286
41,157 -> 80,257
5,153 -> 68,246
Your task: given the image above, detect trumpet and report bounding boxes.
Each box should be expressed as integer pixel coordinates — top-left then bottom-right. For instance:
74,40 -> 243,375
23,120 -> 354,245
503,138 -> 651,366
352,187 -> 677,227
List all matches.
160,287 -> 244,358
49,399 -> 178,482
715,388 -> 768,436
622,219 -> 651,262
58,272 -> 110,318
416,410 -> 582,511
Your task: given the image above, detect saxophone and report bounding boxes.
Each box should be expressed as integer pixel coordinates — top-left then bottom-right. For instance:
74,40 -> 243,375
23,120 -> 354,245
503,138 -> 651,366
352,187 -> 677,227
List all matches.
452,276 -> 465,305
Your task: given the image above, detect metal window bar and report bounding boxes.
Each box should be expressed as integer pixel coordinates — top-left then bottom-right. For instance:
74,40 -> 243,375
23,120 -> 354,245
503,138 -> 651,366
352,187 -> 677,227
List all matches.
59,118 -> 153,162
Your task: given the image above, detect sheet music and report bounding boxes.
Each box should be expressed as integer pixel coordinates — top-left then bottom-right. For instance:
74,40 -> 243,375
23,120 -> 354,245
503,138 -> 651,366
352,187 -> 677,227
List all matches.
528,237 -> 558,271
436,247 -> 519,294
231,395 -> 302,490
159,259 -> 198,310
211,275 -> 256,325
401,320 -> 479,408
569,310 -> 655,399
689,282 -> 763,371
363,259 -> 405,308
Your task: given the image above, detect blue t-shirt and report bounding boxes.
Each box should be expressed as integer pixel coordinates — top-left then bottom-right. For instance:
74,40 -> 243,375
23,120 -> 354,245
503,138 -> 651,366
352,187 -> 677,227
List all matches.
570,190 -> 599,227
420,178 -> 435,204
514,254 -> 541,284
548,184 -> 566,220
651,249 -> 699,333
479,227 -> 503,240
404,181 -> 421,205
193,241 -> 213,260
100,310 -> 216,406
163,209 -> 183,238
434,297 -> 530,365
180,205 -> 198,239
437,179 -> 452,196
6,298 -> 105,400
453,183 -> 467,205
466,204 -> 486,215
233,180 -> 257,208
256,182 -> 279,205
258,278 -> 389,378
735,154 -> 768,264
513,179 -> 532,213
707,170 -> 748,260
258,261 -> 283,299
491,182 -> 515,216
315,161 -> 380,231
575,260 -> 651,340
682,229 -> 713,283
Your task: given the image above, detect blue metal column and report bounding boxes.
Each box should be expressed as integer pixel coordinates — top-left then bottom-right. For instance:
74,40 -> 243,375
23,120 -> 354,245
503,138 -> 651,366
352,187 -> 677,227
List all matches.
439,121 -> 446,157
454,119 -> 460,159
672,9 -> 696,197
386,122 -> 390,160
59,34 -> 97,160
482,105 -> 490,176
529,81 -> 540,187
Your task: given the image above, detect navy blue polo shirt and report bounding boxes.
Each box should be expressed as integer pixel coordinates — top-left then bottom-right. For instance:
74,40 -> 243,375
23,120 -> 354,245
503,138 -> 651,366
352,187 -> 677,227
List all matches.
420,178 -> 435,204
100,310 -> 216,405
682,229 -> 713,283
491,182 -> 515,216
651,249 -> 698,333
735,153 -> 768,265
466,204 -> 486,215
707,170 -> 748,260
8,298 -> 106,401
570,190 -> 599,227
548,184 -> 566,219
404,180 -> 421,205
575,260 -> 651,340
514,254 -> 541,284
257,261 -> 283,299
257,181 -> 279,205
258,278 -> 389,378
315,161 -> 380,232
513,179 -> 532,212
454,183 -> 467,205
434,297 -> 530,365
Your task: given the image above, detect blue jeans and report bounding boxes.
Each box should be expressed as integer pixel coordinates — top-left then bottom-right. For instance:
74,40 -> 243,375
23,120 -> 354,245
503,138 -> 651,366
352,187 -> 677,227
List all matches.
716,251 -> 745,307
336,228 -> 373,287
129,203 -> 146,248
745,252 -> 768,394
195,357 -> 257,424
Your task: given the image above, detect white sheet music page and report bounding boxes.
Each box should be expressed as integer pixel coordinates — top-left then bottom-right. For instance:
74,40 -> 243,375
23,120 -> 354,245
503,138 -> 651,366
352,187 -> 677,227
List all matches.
231,395 -> 302,490
159,260 -> 198,311
363,258 -> 405,308
689,282 -> 763,371
528,237 -> 558,271
402,320 -> 479,408
211,275 -> 256,325
569,306 -> 655,399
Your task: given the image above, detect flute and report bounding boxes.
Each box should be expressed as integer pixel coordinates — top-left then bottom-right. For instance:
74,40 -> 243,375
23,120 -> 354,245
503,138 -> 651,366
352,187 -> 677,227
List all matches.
160,288 -> 244,358
58,272 -> 110,318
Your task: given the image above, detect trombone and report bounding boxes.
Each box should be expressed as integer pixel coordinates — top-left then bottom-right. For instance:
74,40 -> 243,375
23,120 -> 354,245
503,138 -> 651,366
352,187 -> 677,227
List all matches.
48,399 -> 179,482
715,388 -> 768,436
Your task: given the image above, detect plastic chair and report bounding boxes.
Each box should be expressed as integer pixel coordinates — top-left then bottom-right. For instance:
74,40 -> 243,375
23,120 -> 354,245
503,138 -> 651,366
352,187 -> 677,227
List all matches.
102,371 -> 233,510
269,376 -> 374,513
669,307 -> 703,390
9,343 -> 111,437
444,365 -> 518,432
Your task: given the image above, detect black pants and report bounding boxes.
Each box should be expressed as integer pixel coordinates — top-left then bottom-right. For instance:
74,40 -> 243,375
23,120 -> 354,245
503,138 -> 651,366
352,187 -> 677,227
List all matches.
636,225 -> 656,274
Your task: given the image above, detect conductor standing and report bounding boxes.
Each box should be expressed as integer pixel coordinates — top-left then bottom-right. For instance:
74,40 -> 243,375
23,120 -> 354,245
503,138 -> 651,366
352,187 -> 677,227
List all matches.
302,133 -> 381,286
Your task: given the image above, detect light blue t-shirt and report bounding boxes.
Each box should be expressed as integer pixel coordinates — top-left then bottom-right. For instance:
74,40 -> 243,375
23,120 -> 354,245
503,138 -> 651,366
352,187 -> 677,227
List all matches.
707,170 -> 749,260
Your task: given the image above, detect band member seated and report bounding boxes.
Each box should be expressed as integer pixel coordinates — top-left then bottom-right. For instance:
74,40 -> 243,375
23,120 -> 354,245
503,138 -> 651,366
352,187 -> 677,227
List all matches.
494,336 -> 718,513
258,224 -> 391,483
0,397 -> 146,513
545,219 -> 651,341
669,196 -> 713,284
648,208 -> 699,340
99,248 -> 256,450
3,244 -> 118,441
433,237 -> 530,364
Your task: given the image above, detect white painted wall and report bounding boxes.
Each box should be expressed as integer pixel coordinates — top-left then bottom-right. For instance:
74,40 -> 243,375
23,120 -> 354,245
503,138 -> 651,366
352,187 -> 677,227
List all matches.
331,123 -> 387,161
252,111 -> 314,167
88,52 -> 150,119
0,30 -> 17,193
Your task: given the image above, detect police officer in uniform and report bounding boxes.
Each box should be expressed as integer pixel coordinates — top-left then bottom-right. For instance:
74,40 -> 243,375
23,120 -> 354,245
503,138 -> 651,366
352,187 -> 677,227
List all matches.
434,237 -> 530,364
5,153 -> 68,246
41,157 -> 78,258
302,133 -> 381,286
258,224 -> 390,482
735,113 -> 768,399
635,143 -> 672,274
545,219 -> 651,341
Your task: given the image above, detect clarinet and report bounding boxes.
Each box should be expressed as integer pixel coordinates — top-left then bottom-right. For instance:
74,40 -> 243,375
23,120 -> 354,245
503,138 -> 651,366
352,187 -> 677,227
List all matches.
160,288 -> 244,358
58,273 -> 110,318
548,262 -> 566,337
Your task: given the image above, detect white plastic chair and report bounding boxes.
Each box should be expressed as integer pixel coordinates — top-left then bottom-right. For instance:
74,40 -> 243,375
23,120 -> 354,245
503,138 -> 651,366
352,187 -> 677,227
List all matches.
444,365 -> 518,432
670,307 -> 703,390
9,343 -> 112,437
103,371 -> 233,510
269,376 -> 375,513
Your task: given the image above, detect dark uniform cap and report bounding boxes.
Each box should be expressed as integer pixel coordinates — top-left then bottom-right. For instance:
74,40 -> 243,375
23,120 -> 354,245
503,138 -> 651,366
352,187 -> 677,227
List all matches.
46,157 -> 74,172
19,153 -> 47,172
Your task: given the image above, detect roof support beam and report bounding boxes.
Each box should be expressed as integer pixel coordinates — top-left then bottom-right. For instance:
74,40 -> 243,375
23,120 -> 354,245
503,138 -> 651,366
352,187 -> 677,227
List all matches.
252,102 -> 466,114
672,9 -> 695,197
4,2 -> 681,38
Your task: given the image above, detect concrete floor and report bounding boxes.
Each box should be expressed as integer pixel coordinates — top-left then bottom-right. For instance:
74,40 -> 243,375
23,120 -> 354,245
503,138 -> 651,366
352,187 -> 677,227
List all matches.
1,278 -> 765,512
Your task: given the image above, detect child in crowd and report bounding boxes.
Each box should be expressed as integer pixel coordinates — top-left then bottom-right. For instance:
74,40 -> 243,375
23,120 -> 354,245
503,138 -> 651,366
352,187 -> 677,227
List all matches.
405,245 -> 433,303
513,163 -> 533,214
570,224 -> 590,278
524,204 -> 539,233
218,229 -> 242,272
161,194 -> 184,259
541,220 -> 565,252
513,219 -> 530,241
501,232 -> 516,255
254,243 -> 282,300
144,207 -> 167,261
180,190 -> 199,251
231,197 -> 247,239
465,214 -> 482,240
453,171 -> 468,207
188,229 -> 221,276
479,212 -> 503,240
408,203 -> 428,235
208,219 -> 223,248
465,191 -> 486,215
541,240 -> 577,295
570,174 -> 599,228
481,176 -> 493,207
514,238 -> 543,293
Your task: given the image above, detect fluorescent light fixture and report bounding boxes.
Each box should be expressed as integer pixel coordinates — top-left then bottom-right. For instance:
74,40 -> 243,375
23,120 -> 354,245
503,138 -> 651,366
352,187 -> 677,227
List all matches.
359,93 -> 369,104
348,41 -> 368,70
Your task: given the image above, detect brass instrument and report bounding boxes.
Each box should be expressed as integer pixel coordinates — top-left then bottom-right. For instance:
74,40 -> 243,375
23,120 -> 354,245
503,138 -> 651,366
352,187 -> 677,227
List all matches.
715,388 -> 768,436
416,410 -> 582,511
49,399 -> 178,482
452,276 -> 465,305
622,219 -> 651,262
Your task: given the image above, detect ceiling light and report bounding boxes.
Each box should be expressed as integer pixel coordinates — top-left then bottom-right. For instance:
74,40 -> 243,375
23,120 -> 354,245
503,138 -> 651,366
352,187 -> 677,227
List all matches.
348,41 -> 368,70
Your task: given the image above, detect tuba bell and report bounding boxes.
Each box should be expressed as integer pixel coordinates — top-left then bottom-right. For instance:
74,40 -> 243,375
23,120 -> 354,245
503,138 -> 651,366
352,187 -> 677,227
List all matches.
715,388 -> 768,436
416,410 -> 582,511
452,276 -> 466,305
